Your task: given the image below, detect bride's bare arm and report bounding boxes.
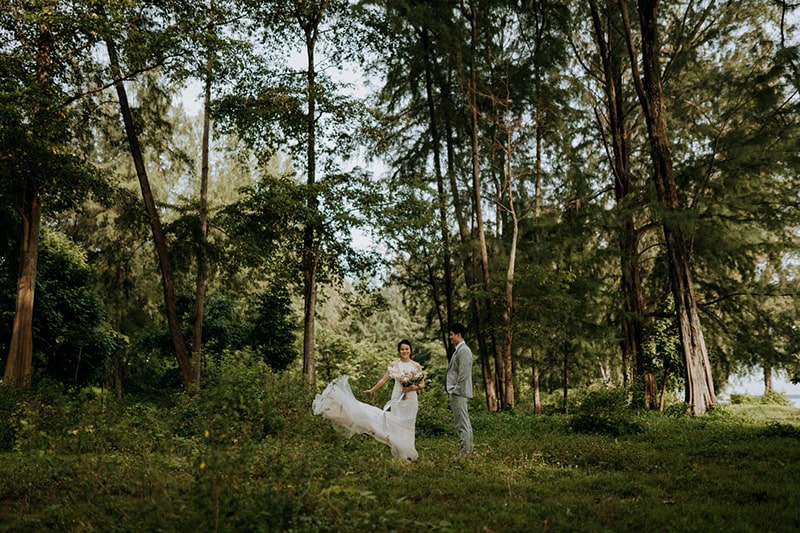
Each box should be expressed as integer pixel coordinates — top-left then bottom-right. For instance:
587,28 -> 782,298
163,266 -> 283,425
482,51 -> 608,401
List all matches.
365,371 -> 391,397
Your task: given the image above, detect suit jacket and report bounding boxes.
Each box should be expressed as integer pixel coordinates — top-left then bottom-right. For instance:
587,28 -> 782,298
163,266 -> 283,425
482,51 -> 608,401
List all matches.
446,342 -> 473,398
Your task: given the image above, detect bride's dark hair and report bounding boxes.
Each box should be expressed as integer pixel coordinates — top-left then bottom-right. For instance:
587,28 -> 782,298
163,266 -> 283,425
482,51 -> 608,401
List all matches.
397,339 -> 413,353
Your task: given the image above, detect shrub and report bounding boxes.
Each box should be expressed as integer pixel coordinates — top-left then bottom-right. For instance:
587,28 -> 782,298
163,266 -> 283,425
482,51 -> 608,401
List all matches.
415,379 -> 452,437
730,393 -> 757,405
192,349 -> 284,445
0,385 -> 25,451
568,388 -> 643,436
761,421 -> 800,438
662,401 -> 691,418
760,391 -> 793,406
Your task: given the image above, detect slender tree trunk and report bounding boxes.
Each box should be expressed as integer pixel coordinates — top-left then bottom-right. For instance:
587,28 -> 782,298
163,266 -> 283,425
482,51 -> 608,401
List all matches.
112,268 -> 126,400
106,37 -> 194,390
530,77 -> 545,415
113,352 -> 124,401
442,43 -> 498,412
659,362 -> 669,411
426,261 -> 448,350
588,0 -> 647,398
619,0 -> 715,414
500,124 -> 517,409
764,365 -> 774,395
421,26 -> 454,351
191,0 -> 215,391
465,0 -> 505,410
299,2 -> 328,390
563,340 -> 569,414
532,356 -> 542,415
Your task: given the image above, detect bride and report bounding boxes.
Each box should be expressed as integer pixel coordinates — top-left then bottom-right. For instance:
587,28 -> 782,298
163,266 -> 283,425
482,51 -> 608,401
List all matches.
312,340 -> 425,461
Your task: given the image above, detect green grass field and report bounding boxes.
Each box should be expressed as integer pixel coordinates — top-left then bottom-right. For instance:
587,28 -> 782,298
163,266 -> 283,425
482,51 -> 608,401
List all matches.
1,370 -> 799,532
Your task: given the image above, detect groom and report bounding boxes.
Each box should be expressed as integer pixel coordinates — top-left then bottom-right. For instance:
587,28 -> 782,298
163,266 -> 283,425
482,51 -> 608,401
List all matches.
446,323 -> 474,454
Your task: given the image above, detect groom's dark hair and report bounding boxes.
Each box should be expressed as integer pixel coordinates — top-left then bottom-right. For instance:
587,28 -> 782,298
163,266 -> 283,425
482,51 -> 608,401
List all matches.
449,323 -> 466,337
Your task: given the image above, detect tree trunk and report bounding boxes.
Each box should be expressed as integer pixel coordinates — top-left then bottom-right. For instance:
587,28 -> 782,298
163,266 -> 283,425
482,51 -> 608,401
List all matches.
466,0 -> 505,410
441,14 -> 497,412
562,340 -> 569,414
619,0 -> 715,414
659,362 -> 669,411
764,365 -> 774,395
191,1 -> 215,391
532,355 -> 542,415
500,125 -> 517,409
531,49 -> 545,417
421,26 -> 455,351
589,0 -> 647,392
113,352 -> 124,401
3,190 -> 42,388
4,17 -> 52,388
106,37 -> 194,390
299,2 -> 328,391
643,372 -> 657,409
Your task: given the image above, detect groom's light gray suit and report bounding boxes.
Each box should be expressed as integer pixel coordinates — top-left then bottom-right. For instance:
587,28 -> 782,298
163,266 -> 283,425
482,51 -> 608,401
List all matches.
445,341 -> 474,453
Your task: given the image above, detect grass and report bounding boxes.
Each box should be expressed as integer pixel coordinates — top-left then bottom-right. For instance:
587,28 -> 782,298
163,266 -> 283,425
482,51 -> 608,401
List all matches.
1,369 -> 799,532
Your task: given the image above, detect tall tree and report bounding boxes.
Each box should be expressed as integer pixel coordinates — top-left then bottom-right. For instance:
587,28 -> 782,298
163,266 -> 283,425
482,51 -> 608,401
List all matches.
96,0 -> 209,391
420,16 -> 456,349
618,0 -> 715,414
587,0 -> 649,400
105,35 -> 194,390
676,0 -> 800,394
221,0 -> 369,390
191,0 -> 214,388
461,0 -> 507,411
297,0 -> 328,390
1,1 -> 106,387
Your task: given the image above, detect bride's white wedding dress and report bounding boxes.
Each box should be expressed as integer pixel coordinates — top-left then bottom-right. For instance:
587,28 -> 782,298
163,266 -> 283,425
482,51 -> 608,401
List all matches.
312,364 -> 420,461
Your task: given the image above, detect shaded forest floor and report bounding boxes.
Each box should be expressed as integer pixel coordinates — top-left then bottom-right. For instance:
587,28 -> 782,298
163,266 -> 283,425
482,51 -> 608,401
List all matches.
1,368 -> 799,532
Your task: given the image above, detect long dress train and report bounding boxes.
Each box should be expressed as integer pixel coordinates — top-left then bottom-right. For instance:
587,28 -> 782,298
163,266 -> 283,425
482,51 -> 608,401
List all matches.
312,374 -> 419,461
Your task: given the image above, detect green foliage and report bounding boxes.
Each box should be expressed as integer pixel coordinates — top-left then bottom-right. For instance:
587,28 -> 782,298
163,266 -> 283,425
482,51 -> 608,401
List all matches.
0,384 -> 25,451
731,391 -> 794,406
642,308 -> 685,393
1,226 -> 119,387
33,229 -> 120,386
761,421 -> 800,439
248,285 -> 298,371
662,401 -> 692,419
414,379 -> 453,437
568,388 -> 643,436
761,390 -> 793,406
194,295 -> 252,355
2,383 -> 800,531
0,380 -> 800,532
189,349 -> 285,444
730,393 -> 758,405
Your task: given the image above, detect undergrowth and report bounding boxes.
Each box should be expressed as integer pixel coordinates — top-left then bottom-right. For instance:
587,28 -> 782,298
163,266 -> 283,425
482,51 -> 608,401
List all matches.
1,354 -> 799,532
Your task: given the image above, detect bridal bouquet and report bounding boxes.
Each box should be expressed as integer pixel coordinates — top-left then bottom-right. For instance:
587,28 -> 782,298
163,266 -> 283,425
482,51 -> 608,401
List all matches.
389,365 -> 425,388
